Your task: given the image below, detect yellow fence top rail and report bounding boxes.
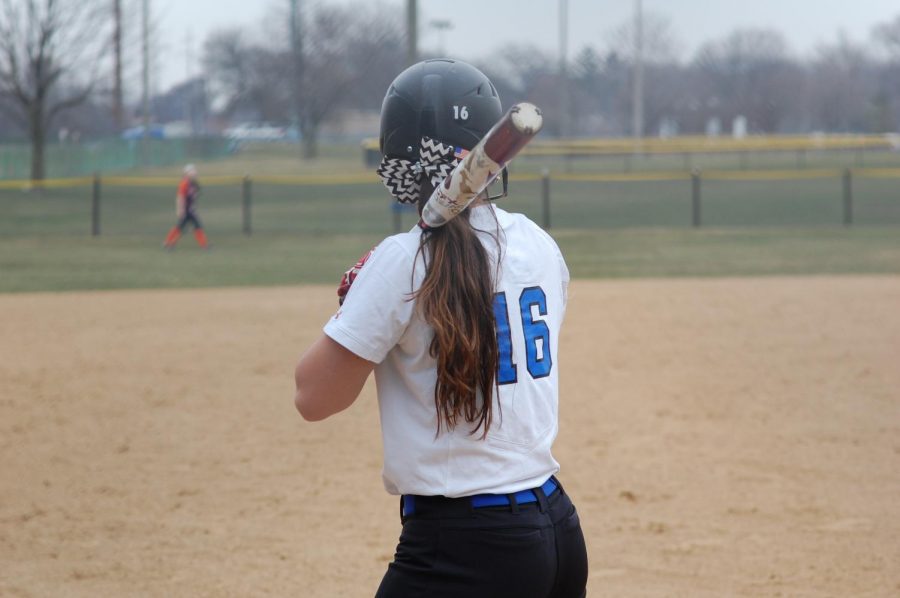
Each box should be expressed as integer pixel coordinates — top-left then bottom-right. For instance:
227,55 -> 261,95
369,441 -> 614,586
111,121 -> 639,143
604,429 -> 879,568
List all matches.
554,171 -> 691,183
2,166 -> 899,190
0,176 -> 94,190
362,134 -> 898,155
253,173 -> 377,185
525,135 -> 895,156
103,175 -> 246,187
701,168 -> 841,181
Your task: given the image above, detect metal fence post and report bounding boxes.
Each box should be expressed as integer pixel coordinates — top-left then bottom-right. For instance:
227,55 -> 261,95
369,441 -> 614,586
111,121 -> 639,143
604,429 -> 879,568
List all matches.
541,169 -> 551,230
91,172 -> 101,236
691,169 -> 702,228
843,168 -> 853,227
242,175 -> 252,235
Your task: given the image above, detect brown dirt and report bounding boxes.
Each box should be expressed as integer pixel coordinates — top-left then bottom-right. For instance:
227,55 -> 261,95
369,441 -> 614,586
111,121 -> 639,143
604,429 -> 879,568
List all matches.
1,278 -> 898,597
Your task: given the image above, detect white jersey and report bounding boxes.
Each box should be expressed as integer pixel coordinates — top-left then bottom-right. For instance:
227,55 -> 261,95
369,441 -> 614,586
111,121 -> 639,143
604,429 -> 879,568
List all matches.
323,204 -> 569,498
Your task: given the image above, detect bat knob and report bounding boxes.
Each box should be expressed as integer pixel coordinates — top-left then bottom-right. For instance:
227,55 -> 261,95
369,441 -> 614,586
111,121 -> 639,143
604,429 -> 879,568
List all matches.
510,103 -> 544,136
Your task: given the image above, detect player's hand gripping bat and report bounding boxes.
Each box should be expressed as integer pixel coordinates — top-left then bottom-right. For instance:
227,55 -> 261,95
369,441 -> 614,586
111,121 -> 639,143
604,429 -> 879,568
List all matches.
419,102 -> 544,229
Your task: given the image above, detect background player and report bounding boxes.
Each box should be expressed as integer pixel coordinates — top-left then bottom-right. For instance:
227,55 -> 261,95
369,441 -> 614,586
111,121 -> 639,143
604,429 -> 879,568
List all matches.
163,164 -> 209,249
293,59 -> 588,597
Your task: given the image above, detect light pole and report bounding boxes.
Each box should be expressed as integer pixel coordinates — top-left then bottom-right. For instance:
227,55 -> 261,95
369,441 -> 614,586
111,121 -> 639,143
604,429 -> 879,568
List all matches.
632,0 -> 644,140
141,0 -> 150,141
290,0 -> 306,155
559,0 -> 569,138
113,0 -> 123,131
429,19 -> 453,56
407,0 -> 418,65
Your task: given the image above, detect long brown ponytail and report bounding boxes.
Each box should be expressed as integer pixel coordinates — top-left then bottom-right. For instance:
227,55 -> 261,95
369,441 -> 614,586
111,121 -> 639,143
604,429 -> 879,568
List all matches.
414,187 -> 499,438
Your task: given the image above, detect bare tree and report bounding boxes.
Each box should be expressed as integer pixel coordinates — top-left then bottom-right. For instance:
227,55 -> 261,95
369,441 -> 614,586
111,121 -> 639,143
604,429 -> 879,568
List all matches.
873,14 -> 900,58
204,30 -> 275,120
606,11 -> 682,65
605,12 -> 683,137
568,47 -> 628,136
204,2 -> 402,158
0,0 -> 109,180
693,28 -> 797,133
808,34 -> 875,132
342,11 -> 406,113
293,3 -> 402,158
478,45 -> 577,135
490,44 -> 556,95
873,13 -> 900,131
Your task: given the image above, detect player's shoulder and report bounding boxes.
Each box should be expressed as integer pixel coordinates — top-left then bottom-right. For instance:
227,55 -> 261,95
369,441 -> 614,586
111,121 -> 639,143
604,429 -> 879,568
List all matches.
493,206 -> 568,285
376,228 -> 423,260
493,205 -> 539,231
359,229 -> 424,283
495,207 -> 561,251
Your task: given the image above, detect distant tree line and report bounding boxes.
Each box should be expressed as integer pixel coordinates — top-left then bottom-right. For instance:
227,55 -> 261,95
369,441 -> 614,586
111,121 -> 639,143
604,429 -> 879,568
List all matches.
202,2 -> 404,158
1,2 -> 899,179
480,13 -> 900,137
0,0 -> 109,179
198,8 -> 900,149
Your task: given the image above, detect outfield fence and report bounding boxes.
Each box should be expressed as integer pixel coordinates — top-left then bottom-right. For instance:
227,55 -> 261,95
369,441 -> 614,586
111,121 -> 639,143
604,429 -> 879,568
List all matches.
364,134 -> 900,173
1,166 -> 899,238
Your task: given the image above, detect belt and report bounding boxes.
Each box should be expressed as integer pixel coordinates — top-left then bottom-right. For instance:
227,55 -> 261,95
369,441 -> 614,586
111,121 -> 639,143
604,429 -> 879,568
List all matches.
402,477 -> 559,518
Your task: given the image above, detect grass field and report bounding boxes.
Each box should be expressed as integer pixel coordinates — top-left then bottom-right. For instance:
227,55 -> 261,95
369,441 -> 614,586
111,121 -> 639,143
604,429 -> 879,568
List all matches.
1,143 -> 899,292
2,228 -> 900,293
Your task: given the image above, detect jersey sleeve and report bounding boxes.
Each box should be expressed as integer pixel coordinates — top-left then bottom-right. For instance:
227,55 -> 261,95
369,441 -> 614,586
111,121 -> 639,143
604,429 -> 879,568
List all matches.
534,221 -> 569,309
323,238 -> 418,364
177,179 -> 189,197
558,246 -> 570,308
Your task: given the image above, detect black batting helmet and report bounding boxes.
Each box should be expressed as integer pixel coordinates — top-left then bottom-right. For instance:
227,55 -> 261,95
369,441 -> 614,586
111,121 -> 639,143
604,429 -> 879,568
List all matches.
378,58 -> 508,203
379,59 -> 502,161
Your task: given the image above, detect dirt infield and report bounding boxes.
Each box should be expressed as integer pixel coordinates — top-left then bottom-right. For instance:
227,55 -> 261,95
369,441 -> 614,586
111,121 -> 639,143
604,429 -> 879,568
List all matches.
1,277 -> 898,597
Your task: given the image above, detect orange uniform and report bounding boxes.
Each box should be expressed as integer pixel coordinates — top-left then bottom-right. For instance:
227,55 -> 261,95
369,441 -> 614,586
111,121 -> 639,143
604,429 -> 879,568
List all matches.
163,170 -> 208,249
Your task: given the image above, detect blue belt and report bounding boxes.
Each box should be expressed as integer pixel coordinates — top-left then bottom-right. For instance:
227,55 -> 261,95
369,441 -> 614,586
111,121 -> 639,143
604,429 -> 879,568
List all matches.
402,477 -> 558,518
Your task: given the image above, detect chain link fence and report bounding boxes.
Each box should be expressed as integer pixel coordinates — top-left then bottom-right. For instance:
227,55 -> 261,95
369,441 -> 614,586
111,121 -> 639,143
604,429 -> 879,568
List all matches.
2,167 -> 899,238
0,138 -> 234,180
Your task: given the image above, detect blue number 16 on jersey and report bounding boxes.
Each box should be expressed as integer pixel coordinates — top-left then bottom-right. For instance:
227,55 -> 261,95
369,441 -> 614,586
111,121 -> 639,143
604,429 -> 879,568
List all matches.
493,286 -> 552,385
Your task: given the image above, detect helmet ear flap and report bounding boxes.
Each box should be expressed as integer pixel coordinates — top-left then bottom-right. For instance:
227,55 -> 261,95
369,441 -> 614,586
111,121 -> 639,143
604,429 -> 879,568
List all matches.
416,176 -> 435,213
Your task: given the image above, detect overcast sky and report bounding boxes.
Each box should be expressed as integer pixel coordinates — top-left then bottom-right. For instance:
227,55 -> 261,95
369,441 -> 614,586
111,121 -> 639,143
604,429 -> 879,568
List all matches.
150,0 -> 899,90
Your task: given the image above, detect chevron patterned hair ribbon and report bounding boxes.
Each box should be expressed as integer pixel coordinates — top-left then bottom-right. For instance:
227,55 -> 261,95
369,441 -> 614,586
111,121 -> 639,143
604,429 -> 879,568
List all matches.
377,137 -> 464,204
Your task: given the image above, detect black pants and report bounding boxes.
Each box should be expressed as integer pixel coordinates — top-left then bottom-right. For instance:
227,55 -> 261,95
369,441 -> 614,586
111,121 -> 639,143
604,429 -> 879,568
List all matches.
375,479 -> 588,598
176,210 -> 203,231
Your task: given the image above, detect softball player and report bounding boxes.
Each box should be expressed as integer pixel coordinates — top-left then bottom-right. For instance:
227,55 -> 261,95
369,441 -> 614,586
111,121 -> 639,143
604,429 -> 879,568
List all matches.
163,164 -> 209,249
294,59 -> 588,597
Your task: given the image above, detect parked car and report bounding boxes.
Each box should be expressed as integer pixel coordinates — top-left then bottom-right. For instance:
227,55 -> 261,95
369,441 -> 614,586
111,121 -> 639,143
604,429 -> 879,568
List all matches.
223,123 -> 287,141
121,124 -> 165,140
